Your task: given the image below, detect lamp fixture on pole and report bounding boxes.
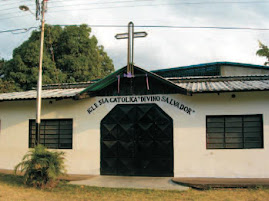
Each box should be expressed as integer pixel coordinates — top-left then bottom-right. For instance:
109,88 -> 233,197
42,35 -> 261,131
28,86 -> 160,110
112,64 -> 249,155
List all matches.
19,5 -> 29,12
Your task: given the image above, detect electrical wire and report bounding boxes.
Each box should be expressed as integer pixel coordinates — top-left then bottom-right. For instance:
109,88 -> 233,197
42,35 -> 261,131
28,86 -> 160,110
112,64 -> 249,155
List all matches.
58,24 -> 269,31
1,0 -> 269,22
0,0 -> 157,18
1,0 -> 269,21
0,14 -> 33,21
1,0 -> 268,13
46,1 -> 269,14
1,24 -> 269,34
0,0 -> 152,12
0,0 -> 33,7
49,0 -> 269,10
0,27 -> 38,34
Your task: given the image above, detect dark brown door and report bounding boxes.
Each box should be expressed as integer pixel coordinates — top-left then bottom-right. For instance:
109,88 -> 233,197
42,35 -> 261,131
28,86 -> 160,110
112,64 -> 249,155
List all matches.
101,104 -> 173,176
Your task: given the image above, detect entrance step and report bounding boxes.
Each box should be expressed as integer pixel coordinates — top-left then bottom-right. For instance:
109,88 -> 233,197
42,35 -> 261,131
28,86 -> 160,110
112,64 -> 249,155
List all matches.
70,176 -> 189,191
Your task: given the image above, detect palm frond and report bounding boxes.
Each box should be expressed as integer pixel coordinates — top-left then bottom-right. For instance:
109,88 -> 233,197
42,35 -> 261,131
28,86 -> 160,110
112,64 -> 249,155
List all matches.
14,144 -> 66,188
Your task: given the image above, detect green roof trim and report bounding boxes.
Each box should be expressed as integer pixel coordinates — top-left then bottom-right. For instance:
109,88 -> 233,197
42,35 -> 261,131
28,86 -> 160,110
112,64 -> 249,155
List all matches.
79,67 -> 126,94
79,65 -> 188,96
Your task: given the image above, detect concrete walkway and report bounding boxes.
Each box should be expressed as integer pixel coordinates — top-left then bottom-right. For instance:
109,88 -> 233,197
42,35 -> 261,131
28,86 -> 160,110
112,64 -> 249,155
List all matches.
70,176 -> 189,191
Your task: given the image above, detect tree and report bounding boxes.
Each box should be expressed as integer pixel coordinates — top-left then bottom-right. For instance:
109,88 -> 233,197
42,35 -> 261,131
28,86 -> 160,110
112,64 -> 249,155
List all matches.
3,24 -> 114,90
0,79 -> 19,93
0,58 -> 4,74
256,41 -> 269,66
0,59 -> 19,92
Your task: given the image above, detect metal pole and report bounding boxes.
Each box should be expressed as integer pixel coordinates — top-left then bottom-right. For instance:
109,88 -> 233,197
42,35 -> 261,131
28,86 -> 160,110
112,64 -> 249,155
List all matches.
127,22 -> 131,73
131,22 -> 134,75
35,0 -> 45,146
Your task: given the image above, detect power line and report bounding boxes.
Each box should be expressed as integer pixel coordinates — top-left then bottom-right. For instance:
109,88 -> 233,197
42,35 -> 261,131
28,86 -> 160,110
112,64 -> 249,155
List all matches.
0,27 -> 38,34
0,4 -> 35,12
46,1 -> 269,14
0,0 -> 32,7
49,0 -> 269,9
1,24 -> 269,34
0,14 -> 32,21
0,0 -> 150,12
0,0 -> 154,18
61,24 -> 269,31
2,0 -> 267,21
1,0 -> 268,14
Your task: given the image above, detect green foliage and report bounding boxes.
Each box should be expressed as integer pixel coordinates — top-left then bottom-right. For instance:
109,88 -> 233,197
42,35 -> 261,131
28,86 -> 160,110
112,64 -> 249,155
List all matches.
0,79 -> 20,93
0,58 -> 4,74
14,144 -> 66,188
3,24 -> 114,91
54,25 -> 114,82
0,59 -> 19,92
256,41 -> 269,65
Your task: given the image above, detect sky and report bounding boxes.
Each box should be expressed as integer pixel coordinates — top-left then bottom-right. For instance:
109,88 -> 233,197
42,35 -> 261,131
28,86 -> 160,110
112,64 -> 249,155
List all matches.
0,0 -> 269,71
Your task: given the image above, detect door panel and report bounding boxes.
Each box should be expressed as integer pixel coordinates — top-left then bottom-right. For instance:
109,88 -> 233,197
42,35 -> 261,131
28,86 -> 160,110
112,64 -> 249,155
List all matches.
101,104 -> 173,176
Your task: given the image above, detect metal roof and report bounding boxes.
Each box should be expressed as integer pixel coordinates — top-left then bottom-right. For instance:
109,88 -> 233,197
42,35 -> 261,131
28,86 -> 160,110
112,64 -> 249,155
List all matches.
0,88 -> 84,101
151,62 -> 269,78
171,75 -> 269,93
41,81 -> 95,90
152,61 -> 269,73
1,69 -> 269,102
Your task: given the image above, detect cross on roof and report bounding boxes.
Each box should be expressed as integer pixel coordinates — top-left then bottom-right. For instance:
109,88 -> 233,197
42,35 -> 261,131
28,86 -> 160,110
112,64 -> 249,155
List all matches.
115,22 -> 147,77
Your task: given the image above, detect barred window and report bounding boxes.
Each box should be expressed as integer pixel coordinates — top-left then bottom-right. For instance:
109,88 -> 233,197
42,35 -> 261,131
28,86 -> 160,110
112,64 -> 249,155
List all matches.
206,115 -> 263,149
29,119 -> 73,149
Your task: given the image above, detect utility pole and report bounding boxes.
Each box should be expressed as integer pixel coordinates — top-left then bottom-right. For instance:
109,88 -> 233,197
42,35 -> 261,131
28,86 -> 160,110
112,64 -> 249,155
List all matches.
19,1 -> 47,146
35,0 -> 47,146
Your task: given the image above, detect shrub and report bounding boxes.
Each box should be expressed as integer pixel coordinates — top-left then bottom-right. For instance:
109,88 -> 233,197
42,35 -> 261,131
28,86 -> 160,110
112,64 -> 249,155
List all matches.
14,144 -> 66,188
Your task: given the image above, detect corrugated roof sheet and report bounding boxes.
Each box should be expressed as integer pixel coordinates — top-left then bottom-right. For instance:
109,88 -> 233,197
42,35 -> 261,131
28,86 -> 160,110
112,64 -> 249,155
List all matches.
0,88 -> 84,101
41,81 -> 95,90
0,73 -> 269,101
171,75 -> 269,93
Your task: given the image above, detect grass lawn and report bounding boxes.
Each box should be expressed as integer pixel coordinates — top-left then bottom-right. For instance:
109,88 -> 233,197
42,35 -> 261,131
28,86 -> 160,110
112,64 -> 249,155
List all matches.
0,174 -> 269,201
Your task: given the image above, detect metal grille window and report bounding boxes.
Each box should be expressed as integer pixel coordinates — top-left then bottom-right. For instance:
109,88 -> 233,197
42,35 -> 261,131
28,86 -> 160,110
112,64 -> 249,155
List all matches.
206,115 -> 263,149
29,119 -> 73,149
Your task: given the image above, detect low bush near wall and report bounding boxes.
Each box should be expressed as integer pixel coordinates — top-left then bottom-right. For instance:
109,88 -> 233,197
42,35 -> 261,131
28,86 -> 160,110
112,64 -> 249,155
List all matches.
14,144 -> 66,188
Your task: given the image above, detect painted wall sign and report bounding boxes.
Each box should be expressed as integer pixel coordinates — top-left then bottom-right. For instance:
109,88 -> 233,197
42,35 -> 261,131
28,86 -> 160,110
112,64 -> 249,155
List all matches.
87,95 -> 195,115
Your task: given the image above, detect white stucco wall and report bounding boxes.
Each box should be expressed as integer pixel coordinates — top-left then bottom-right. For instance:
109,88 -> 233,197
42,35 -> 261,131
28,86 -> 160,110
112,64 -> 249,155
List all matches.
0,91 -> 268,178
221,65 -> 269,76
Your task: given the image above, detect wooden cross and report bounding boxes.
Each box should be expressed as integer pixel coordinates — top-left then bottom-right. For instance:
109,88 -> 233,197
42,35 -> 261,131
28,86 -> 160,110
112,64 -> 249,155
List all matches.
115,22 -> 147,77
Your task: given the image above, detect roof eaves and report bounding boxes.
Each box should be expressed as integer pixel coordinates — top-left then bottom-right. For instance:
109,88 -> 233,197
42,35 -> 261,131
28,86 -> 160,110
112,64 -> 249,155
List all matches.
0,88 -> 84,102
191,88 -> 269,94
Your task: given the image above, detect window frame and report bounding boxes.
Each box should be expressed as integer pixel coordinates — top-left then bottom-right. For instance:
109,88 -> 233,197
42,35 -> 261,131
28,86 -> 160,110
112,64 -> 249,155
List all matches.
29,118 -> 73,149
206,114 -> 264,149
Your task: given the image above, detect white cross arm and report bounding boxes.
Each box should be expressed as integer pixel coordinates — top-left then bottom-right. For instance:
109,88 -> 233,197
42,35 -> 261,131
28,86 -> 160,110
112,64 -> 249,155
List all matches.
115,31 -> 148,39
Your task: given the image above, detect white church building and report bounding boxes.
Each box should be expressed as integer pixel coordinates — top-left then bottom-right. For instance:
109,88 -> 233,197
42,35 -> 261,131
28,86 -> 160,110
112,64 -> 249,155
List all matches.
0,61 -> 269,178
